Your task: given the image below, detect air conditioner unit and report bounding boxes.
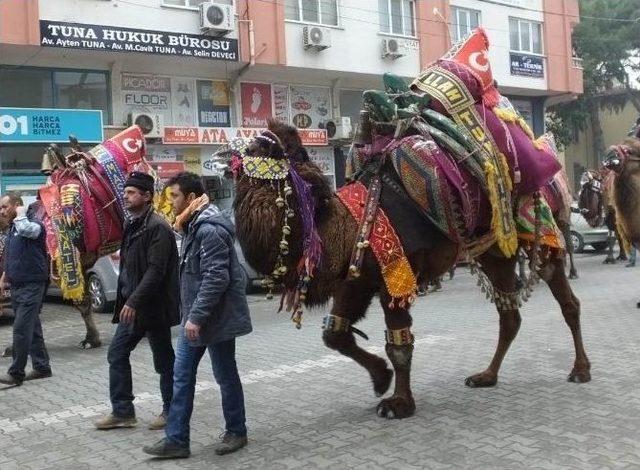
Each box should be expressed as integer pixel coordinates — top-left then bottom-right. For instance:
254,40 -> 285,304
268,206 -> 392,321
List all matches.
381,38 -> 406,60
130,113 -> 164,139
324,117 -> 352,140
199,1 -> 234,36
303,26 -> 331,51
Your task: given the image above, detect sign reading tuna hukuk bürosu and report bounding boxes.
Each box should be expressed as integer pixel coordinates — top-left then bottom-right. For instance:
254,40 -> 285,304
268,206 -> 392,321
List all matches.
39,20 -> 238,61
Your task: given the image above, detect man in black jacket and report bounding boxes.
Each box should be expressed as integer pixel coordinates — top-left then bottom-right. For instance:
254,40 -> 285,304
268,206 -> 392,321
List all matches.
95,172 -> 179,431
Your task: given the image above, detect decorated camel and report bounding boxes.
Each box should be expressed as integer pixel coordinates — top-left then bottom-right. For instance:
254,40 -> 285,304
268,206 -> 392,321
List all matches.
37,126 -> 157,348
212,29 -> 590,419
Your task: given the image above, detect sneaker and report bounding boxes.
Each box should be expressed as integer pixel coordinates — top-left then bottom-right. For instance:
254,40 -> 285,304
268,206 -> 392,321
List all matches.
148,412 -> 167,430
0,373 -> 22,386
214,432 -> 248,456
142,438 -> 190,459
95,413 -> 137,430
24,369 -> 52,381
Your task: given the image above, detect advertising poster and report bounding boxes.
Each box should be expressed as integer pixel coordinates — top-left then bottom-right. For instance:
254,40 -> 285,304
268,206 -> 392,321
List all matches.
241,82 -> 273,127
509,53 -> 544,78
121,73 -> 172,124
171,78 -> 196,126
183,148 -> 202,175
273,85 -> 290,123
289,86 -> 331,129
196,80 -> 231,127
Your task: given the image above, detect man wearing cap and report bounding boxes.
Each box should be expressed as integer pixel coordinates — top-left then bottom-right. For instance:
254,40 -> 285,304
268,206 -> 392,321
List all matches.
95,172 -> 179,431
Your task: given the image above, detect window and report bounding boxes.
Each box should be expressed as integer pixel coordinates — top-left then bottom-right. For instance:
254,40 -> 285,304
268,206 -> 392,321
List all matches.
0,67 -> 111,124
162,0 -> 208,8
379,0 -> 416,37
509,18 -> 543,54
450,7 -> 480,43
285,0 -> 339,27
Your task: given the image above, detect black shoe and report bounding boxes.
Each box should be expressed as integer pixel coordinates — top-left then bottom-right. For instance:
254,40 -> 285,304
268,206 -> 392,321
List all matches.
24,369 -> 52,381
143,438 -> 190,459
215,432 -> 248,455
0,373 -> 23,386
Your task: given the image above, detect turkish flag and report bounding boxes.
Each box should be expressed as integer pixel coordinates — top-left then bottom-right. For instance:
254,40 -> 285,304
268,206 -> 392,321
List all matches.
446,28 -> 493,92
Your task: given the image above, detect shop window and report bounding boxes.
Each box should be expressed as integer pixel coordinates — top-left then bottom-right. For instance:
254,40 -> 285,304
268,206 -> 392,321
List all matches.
0,68 -> 53,108
509,18 -> 543,55
379,0 -> 416,37
450,7 -> 480,43
285,0 -> 339,27
0,67 -> 110,124
0,145 -> 61,173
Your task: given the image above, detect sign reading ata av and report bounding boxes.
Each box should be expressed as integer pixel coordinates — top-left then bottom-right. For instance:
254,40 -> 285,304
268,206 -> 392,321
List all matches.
0,108 -> 104,143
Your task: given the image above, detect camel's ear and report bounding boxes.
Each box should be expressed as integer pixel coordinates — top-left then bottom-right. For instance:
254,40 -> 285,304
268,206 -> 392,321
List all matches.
267,118 -> 303,157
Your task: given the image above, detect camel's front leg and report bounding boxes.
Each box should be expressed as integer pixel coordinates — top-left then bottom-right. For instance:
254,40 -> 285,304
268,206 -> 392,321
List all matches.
322,281 -> 393,398
376,297 -> 415,419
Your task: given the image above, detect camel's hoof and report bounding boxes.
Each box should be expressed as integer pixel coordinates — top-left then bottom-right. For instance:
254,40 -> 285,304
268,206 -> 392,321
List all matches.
78,339 -> 102,350
2,346 -> 12,358
568,271 -> 578,280
568,369 -> 591,383
373,368 -> 393,397
376,396 -> 415,419
603,258 -> 616,265
465,371 -> 498,388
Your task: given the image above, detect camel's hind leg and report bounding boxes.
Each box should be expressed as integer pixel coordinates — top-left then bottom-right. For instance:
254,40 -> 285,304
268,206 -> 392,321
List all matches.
465,253 -> 521,388
542,256 -> 591,383
75,290 -> 101,349
376,292 -> 415,419
322,279 -> 393,398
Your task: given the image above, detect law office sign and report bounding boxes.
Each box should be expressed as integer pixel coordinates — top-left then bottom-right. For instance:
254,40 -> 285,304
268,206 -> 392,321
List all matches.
40,20 -> 239,61
0,108 -> 104,143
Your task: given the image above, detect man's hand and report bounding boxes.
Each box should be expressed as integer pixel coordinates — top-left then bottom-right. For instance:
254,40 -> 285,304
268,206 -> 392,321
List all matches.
15,205 -> 26,218
184,320 -> 201,341
0,273 -> 8,298
119,305 -> 136,324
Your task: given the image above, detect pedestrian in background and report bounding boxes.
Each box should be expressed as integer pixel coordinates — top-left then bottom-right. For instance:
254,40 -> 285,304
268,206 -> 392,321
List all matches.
0,193 -> 51,386
143,171 -> 252,459
95,172 -> 179,431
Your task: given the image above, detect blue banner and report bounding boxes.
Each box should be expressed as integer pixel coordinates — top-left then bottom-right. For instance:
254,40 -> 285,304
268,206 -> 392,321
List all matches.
0,107 -> 103,143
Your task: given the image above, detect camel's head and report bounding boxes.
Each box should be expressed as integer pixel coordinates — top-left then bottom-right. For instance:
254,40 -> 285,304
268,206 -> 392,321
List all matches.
578,170 -> 605,228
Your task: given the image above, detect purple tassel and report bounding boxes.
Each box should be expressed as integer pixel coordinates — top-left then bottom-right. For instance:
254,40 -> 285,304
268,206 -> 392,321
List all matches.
288,163 -> 323,275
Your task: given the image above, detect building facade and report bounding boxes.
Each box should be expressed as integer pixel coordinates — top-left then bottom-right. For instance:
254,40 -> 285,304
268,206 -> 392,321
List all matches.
0,0 -> 581,203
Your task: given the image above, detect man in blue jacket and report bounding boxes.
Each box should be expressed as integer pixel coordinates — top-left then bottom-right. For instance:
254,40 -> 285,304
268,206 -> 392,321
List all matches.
143,172 -> 252,459
0,193 -> 51,386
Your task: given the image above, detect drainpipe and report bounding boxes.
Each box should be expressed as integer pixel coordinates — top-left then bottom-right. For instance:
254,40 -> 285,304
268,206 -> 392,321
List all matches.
331,77 -> 342,119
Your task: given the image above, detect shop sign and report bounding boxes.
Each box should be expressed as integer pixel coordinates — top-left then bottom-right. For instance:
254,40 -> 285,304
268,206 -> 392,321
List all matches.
241,83 -> 273,128
308,147 -> 335,175
0,107 -> 103,143
150,161 -> 185,179
40,20 -> 238,61
510,53 -> 544,78
273,85 -> 290,123
196,80 -> 231,127
163,126 -> 328,146
121,73 -> 172,124
171,78 -> 197,126
289,86 -> 331,128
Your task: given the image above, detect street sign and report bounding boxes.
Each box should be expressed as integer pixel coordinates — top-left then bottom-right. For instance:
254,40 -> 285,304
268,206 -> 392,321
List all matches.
0,107 -> 104,143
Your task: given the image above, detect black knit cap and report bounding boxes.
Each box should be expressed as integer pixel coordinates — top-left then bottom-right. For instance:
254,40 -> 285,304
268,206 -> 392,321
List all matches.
125,171 -> 155,194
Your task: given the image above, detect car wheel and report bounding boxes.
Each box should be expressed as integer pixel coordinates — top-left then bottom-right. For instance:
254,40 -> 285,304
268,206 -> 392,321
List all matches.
591,242 -> 608,252
88,274 -> 108,313
570,231 -> 585,253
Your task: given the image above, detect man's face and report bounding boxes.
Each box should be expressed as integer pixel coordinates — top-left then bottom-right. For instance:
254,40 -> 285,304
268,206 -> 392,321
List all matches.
0,197 -> 17,222
123,187 -> 150,212
169,184 -> 192,216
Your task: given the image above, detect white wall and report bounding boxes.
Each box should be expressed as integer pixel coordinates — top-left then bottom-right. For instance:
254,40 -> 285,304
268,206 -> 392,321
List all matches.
38,0 -> 237,38
450,0 -> 546,93
284,0 -> 421,79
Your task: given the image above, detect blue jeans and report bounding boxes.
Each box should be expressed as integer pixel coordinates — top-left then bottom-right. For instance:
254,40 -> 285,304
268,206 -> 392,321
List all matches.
107,321 -> 174,417
8,282 -> 50,380
165,331 -> 247,447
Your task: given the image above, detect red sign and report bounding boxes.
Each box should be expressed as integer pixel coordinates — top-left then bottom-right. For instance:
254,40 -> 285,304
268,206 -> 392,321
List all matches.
163,127 -> 198,144
150,161 -> 185,179
240,83 -> 273,128
163,127 -> 328,146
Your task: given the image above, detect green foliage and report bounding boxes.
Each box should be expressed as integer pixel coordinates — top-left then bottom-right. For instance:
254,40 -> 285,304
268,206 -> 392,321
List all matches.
547,0 -> 640,149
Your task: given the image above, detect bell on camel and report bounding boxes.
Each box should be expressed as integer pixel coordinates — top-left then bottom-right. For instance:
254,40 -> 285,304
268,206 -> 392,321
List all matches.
41,151 -> 54,175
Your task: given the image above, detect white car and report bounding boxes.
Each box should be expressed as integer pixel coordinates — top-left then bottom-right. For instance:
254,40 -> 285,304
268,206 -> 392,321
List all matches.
569,204 -> 609,253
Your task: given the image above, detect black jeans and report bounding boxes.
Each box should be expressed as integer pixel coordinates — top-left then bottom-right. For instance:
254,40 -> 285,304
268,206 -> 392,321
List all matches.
8,282 -> 50,380
107,321 -> 175,418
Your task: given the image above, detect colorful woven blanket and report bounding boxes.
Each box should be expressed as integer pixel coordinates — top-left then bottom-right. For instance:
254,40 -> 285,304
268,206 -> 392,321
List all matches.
337,181 -> 417,306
